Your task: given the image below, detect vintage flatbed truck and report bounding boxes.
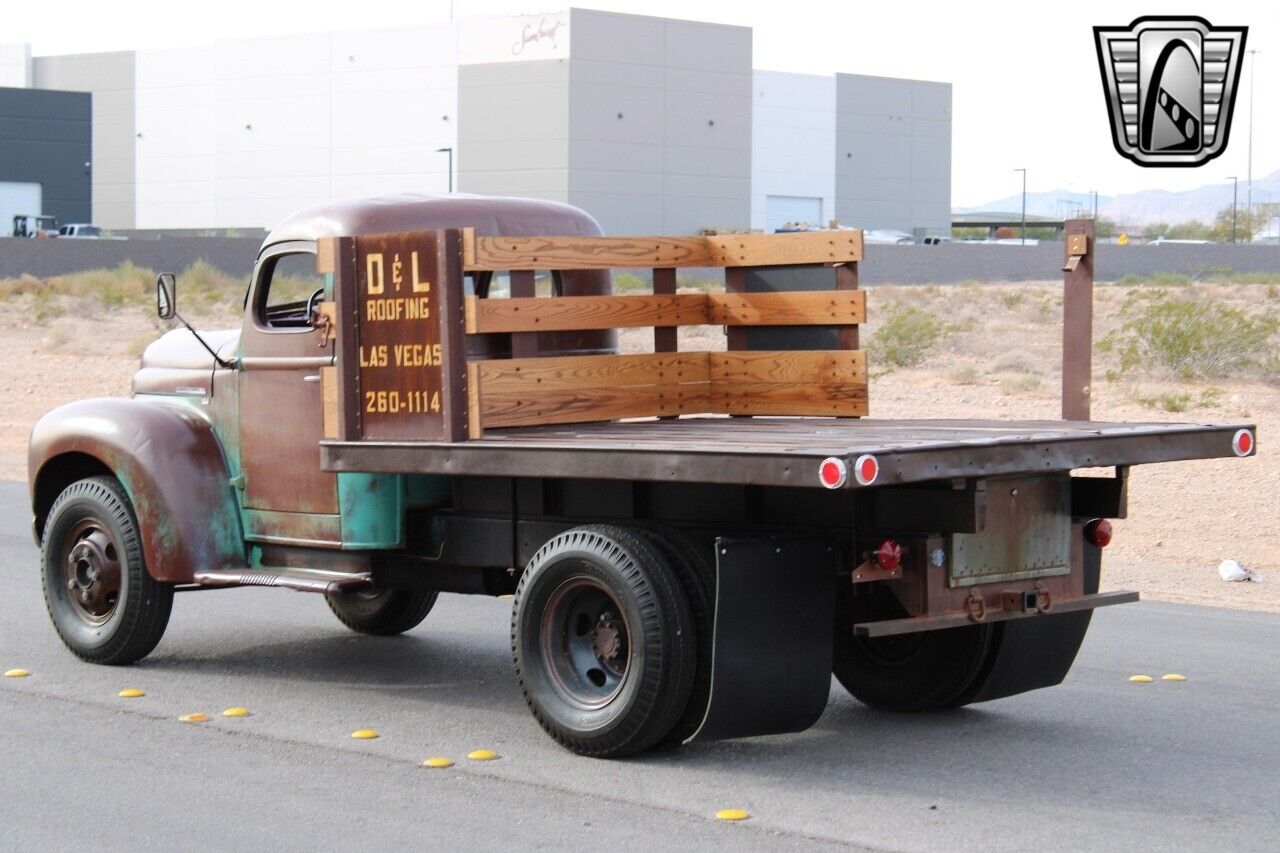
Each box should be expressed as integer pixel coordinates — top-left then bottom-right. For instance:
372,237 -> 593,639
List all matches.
29,195 -> 1257,757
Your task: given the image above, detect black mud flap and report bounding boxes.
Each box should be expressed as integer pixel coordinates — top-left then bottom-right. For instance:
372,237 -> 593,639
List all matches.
963,540 -> 1102,703
691,537 -> 837,742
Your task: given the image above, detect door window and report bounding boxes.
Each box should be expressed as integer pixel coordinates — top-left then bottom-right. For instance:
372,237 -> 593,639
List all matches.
256,252 -> 326,329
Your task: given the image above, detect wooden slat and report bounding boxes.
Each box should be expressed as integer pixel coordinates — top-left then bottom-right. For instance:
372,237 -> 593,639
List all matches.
509,269 -> 538,359
316,238 -> 337,274
465,232 -> 714,271
718,382 -> 869,417
705,230 -> 864,267
466,291 -> 864,334
710,350 -> 866,385
461,229 -> 864,271
477,353 -> 710,394
320,366 -> 339,439
466,361 -> 482,439
653,268 -> 677,352
481,384 -> 713,429
834,262 -> 859,351
708,291 -> 866,326
466,294 -> 708,334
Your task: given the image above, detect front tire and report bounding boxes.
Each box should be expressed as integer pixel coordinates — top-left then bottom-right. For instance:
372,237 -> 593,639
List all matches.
325,588 -> 438,636
512,524 -> 695,758
41,476 -> 173,665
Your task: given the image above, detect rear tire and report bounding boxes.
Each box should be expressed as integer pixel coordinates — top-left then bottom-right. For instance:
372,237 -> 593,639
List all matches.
325,588 -> 438,636
637,526 -> 715,750
833,584 -> 993,711
512,524 -> 695,758
41,476 -> 173,665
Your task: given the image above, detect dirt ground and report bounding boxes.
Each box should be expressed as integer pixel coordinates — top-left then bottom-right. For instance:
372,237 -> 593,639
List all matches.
2,281 -> 1276,613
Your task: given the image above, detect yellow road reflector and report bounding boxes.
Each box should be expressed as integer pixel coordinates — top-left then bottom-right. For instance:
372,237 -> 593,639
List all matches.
4,668 -> 29,678
423,757 -> 454,768
179,713 -> 209,723
221,707 -> 250,718
350,728 -> 380,740
497,594 -> 513,600
715,809 -> 750,821
1128,675 -> 1153,683
1162,673 -> 1187,681
118,688 -> 145,698
467,749 -> 499,761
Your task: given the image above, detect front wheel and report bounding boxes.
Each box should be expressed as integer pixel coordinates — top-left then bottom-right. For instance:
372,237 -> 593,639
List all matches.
41,476 -> 173,665
512,524 -> 695,758
325,588 -> 438,636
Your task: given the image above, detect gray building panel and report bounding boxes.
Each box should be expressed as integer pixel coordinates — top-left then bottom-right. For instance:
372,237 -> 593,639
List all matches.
0,86 -> 91,225
32,50 -> 135,228
834,73 -> 950,234
565,9 -> 751,235
458,60 -> 570,202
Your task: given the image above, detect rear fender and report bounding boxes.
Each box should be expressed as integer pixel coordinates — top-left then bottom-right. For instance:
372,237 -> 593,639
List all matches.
29,398 -> 245,583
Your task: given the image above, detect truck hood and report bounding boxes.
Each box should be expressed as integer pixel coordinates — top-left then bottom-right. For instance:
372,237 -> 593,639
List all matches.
140,328 -> 240,370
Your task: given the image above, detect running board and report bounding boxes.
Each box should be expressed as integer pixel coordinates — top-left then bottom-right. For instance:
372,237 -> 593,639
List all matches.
192,568 -> 373,594
854,590 -> 1139,638
691,537 -> 837,743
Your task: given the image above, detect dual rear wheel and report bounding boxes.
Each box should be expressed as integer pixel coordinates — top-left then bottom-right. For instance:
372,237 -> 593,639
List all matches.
511,524 -> 713,758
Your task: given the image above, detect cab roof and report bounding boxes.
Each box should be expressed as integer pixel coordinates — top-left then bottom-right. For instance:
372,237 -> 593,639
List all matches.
262,193 -> 604,250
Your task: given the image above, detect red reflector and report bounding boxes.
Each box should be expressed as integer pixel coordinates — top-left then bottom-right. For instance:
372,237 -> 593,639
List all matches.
853,454 -> 879,486
873,539 -> 903,571
818,457 -> 847,488
1085,518 -> 1113,548
1232,429 -> 1254,457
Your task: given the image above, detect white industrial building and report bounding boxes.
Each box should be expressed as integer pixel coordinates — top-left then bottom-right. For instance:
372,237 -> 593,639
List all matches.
1,9 -> 950,237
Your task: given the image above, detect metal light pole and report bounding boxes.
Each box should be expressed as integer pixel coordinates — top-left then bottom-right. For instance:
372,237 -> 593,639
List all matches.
1227,176 -> 1238,243
1246,49 -> 1258,242
436,147 -> 453,193
1014,168 -> 1027,245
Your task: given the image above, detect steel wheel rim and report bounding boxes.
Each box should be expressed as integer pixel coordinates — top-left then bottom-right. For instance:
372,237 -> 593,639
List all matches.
539,573 -> 631,711
61,517 -> 122,626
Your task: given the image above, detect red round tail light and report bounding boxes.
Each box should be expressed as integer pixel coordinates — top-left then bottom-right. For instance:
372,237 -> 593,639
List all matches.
873,539 -> 903,571
1232,429 -> 1254,457
1084,518 -> 1113,548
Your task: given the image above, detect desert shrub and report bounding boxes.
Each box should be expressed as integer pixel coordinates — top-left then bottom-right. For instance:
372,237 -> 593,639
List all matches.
1136,391 -> 1192,413
1098,289 -> 1279,379
32,288 -> 63,321
612,272 -> 648,293
947,364 -> 980,385
991,349 -> 1042,375
999,374 -> 1042,395
870,304 -> 945,367
998,290 -> 1024,308
1114,272 -> 1193,287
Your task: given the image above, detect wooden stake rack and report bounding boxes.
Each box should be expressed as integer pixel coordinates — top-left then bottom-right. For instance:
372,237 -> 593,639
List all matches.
324,227 -> 867,443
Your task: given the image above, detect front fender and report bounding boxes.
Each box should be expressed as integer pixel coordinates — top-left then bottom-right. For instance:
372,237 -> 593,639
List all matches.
29,398 -> 245,583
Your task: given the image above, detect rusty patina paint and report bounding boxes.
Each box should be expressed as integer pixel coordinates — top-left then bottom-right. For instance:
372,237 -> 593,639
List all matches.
29,398 -> 245,583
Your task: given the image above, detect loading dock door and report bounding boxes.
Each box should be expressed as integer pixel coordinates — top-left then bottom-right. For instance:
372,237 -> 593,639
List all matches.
1,182 -> 42,236
766,195 -> 822,233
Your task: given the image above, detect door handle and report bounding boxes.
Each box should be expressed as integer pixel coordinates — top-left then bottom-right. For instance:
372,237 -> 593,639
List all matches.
303,374 -> 320,383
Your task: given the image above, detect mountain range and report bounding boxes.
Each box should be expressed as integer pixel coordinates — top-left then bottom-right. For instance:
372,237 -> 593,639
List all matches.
957,170 -> 1280,226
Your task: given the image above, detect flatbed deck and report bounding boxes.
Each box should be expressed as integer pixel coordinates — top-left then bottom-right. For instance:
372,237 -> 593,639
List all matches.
322,417 -> 1252,488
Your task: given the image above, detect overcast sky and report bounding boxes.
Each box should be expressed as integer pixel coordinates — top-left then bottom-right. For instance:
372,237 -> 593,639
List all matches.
8,0 -> 1274,206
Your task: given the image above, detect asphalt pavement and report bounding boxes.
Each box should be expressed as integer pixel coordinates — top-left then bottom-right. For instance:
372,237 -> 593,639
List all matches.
1,480 -> 1277,851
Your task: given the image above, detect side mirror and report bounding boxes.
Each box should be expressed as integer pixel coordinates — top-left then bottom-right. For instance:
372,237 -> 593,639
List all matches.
156,272 -> 176,320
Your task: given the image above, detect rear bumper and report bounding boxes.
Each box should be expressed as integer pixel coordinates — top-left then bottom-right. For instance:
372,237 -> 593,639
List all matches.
854,589 -> 1137,637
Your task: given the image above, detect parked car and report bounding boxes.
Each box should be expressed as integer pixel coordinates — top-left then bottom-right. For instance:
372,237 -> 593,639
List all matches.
57,223 -> 103,239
